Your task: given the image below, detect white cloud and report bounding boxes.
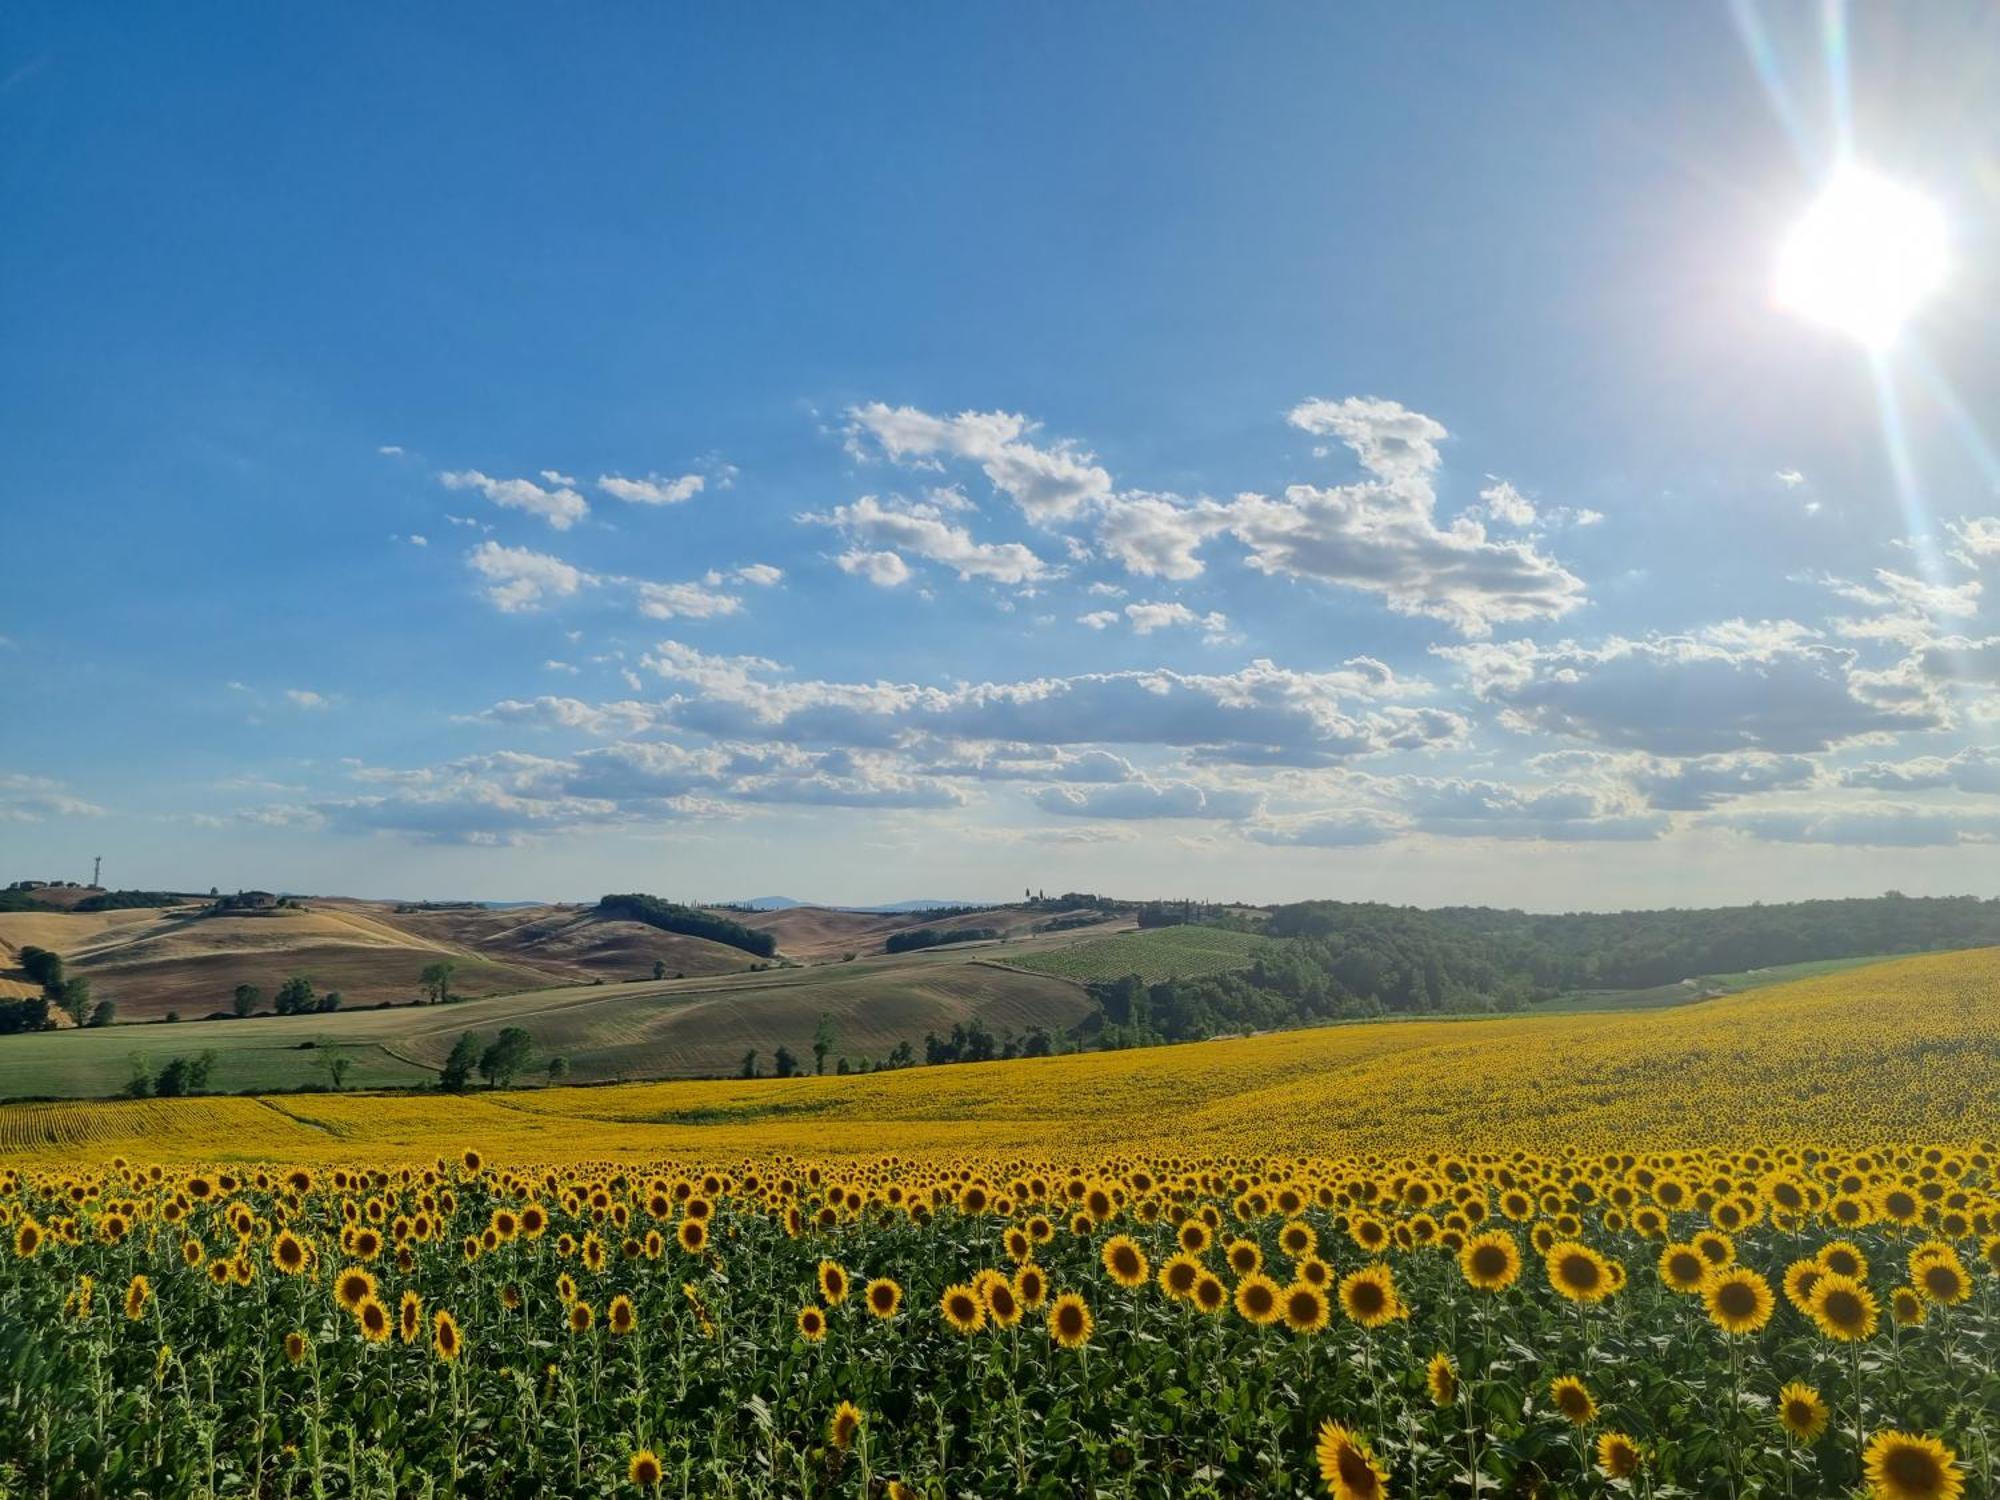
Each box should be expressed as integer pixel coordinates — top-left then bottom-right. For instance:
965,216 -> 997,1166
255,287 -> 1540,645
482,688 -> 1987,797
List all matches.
1221,397 -> 1587,637
407,534 -> 428,547
543,660 -> 580,675
1245,811 -> 1402,848
466,541 -> 592,612
733,563 -> 784,587
1076,610 -> 1118,630
477,697 -> 659,736
377,444 -> 405,457
1035,779 -> 1261,821
598,472 -> 706,506
1478,480 -> 1537,528
1840,746 -> 2000,795
635,580 -> 742,620
1383,774 -> 1667,841
1120,601 -> 1232,641
1775,468 -> 1806,488
1093,494 -> 1228,580
0,772 -> 105,822
846,402 -> 1113,521
836,549 -> 912,588
440,469 -> 589,530
540,469 -> 577,487
1819,568 -> 1981,619
1709,804 -> 2000,847
809,495 -> 1047,584
284,689 -> 331,710
1946,516 -> 2000,568
1440,622 -> 1946,754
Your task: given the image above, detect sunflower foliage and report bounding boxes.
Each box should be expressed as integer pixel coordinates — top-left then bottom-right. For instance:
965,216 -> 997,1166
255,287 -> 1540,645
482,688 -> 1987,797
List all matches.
0,1145 -> 1995,1498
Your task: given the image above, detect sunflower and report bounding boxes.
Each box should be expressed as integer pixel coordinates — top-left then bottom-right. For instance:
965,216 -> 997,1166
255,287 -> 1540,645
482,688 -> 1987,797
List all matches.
1549,1374 -> 1596,1426
1890,1285 -> 1927,1326
796,1304 -> 827,1341
608,1294 -> 636,1336
569,1301 -> 595,1335
828,1400 -> 863,1453
1702,1265 -> 1774,1335
1225,1238 -> 1263,1276
628,1447 -> 664,1489
1808,1273 -> 1879,1342
1426,1351 -> 1458,1407
1862,1431 -> 1965,1500
1914,1254 -> 1969,1306
677,1219 -> 708,1254
1014,1263 -> 1048,1309
1596,1432 -> 1641,1480
982,1274 -> 1023,1328
12,1220 -> 42,1258
817,1259 -> 849,1305
1658,1242 -> 1708,1294
1178,1219 -> 1212,1255
1282,1280 -> 1330,1335
1315,1420 -> 1388,1500
1545,1241 -> 1614,1304
1101,1235 -> 1149,1288
939,1283 -> 986,1335
1192,1271 -> 1229,1315
1339,1264 -> 1404,1329
271,1231 -> 309,1275
1279,1219 -> 1317,1258
282,1330 -> 309,1365
1234,1271 -> 1282,1325
1818,1240 -> 1868,1280
1459,1229 -> 1521,1293
864,1277 -> 902,1319
333,1266 -> 376,1313
1048,1291 -> 1093,1349
355,1296 -> 391,1342
1784,1257 -> 1824,1312
432,1309 -> 462,1362
1158,1251 -> 1202,1301
1777,1380 -> 1828,1442
1692,1230 -> 1734,1267
399,1289 -> 423,1343
125,1274 -> 150,1321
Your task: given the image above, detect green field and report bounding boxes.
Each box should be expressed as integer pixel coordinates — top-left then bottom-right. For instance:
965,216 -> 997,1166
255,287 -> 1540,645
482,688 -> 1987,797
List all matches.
1002,924 -> 1282,983
0,944 -> 1094,1100
1530,952 -> 1903,1013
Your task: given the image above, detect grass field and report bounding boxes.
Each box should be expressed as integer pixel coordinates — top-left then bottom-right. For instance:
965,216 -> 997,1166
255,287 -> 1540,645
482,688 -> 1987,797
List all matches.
1529,952 -> 1906,1013
0,942 -> 1095,1101
1001,924 -> 1282,983
4,944 -> 1993,1160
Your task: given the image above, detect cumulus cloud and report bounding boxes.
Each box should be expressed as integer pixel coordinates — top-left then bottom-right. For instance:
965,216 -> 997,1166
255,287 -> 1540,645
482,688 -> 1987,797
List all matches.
1477,480 -> 1537,528
440,469 -> 588,530
640,641 -> 1462,767
598,472 -> 705,506
1440,622 -> 1945,754
1622,751 -> 1821,810
466,542 -> 592,612
0,772 -> 105,822
1840,746 -> 2000,795
1709,804 -> 2000,847
1034,779 -> 1261,821
732,563 -> 785,587
808,495 -> 1047,585
1244,811 -> 1402,848
476,697 -> 659,736
835,549 -> 913,588
1220,397 -> 1587,636
1946,516 -> 2000,568
1122,601 -> 1230,639
846,402 -> 1113,521
1093,494 -> 1228,580
635,580 -> 742,620
1385,775 -> 1667,841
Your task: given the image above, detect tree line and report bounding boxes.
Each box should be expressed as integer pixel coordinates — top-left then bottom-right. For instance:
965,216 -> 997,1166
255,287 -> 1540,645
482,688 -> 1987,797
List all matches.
596,893 -> 778,957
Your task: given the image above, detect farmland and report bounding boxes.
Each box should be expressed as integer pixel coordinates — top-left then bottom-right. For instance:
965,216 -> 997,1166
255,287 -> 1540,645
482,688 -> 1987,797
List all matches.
1,947 -> 1997,1496
1003,924 -> 1283,984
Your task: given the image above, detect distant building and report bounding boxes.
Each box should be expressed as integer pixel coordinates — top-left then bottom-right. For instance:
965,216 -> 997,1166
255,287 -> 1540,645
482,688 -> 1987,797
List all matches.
218,890 -> 281,912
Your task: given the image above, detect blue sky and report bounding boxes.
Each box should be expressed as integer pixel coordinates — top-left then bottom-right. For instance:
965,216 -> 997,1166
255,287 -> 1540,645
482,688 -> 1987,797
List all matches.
4,5 -> 1997,907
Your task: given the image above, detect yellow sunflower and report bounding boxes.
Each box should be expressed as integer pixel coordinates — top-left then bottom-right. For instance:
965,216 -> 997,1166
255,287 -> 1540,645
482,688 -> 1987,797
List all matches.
1862,1431 -> 1964,1500
796,1304 -> 827,1342
1281,1280 -> 1330,1335
1549,1374 -> 1596,1426
1702,1265 -> 1774,1335
1777,1381 -> 1828,1443
628,1447 -> 664,1489
1545,1241 -> 1614,1304
1315,1420 -> 1388,1500
1426,1351 -> 1458,1407
1048,1291 -> 1093,1349
865,1277 -> 903,1320
1339,1263 -> 1404,1329
828,1400 -> 863,1452
1808,1273 -> 1879,1342
939,1283 -> 986,1335
1459,1230 -> 1522,1293
1596,1432 -> 1641,1480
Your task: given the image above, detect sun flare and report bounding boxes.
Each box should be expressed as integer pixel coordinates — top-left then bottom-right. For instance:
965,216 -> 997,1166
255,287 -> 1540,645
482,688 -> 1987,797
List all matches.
1774,165 -> 1947,349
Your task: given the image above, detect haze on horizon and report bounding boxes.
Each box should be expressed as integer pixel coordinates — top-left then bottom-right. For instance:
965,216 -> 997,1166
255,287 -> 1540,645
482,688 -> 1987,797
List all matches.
4,5 -> 1998,911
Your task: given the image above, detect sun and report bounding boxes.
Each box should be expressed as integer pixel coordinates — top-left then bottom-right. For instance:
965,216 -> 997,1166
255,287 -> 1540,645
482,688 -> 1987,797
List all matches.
1774,165 -> 1947,350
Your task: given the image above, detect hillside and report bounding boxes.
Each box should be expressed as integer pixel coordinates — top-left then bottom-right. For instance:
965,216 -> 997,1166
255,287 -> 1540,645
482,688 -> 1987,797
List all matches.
2,944 -> 1992,1160
1004,924 -> 1283,983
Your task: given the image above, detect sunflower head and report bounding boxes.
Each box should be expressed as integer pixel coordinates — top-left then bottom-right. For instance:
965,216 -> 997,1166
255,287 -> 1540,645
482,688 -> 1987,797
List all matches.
1549,1374 -> 1596,1426
1048,1291 -> 1093,1349
827,1400 -> 863,1453
1777,1381 -> 1828,1443
1426,1351 -> 1458,1407
1861,1430 -> 1964,1500
1596,1432 -> 1642,1480
1315,1420 -> 1387,1500
628,1448 -> 664,1489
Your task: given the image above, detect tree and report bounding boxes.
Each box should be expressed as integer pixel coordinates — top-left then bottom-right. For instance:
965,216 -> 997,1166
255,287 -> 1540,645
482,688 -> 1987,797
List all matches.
0,996 -> 51,1035
55,976 -> 93,1027
739,1049 -> 760,1079
812,1012 -> 836,1076
18,945 -> 64,992
317,991 -> 343,1014
154,1051 -> 217,1098
772,1045 -> 799,1079
315,1053 -> 353,1090
420,961 -> 456,1006
478,1026 -> 534,1088
232,983 -> 261,1018
652,958 -> 667,981
885,1039 -> 915,1069
546,1056 -> 569,1085
87,1000 -> 117,1028
441,1031 -> 483,1092
274,975 -> 315,1016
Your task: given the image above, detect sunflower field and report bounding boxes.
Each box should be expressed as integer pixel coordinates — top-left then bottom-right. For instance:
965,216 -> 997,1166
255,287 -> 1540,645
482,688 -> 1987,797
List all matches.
1,1142 -> 1996,1499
